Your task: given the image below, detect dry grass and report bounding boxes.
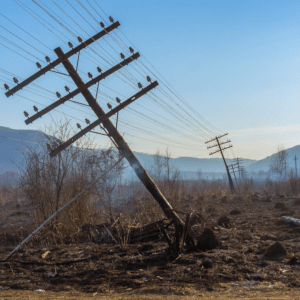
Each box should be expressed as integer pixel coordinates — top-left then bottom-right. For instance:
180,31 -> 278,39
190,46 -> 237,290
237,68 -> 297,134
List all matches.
3,140 -> 300,249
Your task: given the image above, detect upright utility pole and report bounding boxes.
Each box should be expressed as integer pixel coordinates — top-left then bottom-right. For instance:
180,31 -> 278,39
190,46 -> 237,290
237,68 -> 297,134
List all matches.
283,162 -> 288,177
294,155 -> 298,178
205,133 -> 236,194
235,158 -> 243,179
239,166 -> 246,178
3,23 -> 182,225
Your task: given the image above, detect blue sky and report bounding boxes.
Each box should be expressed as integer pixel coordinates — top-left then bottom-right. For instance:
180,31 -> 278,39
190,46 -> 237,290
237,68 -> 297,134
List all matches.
1,0 -> 300,160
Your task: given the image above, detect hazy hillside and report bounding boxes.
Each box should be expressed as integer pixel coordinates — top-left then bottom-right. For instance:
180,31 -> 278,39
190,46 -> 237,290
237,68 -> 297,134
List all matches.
0,126 -> 44,173
2,126 -> 300,179
247,145 -> 300,173
134,152 -> 255,173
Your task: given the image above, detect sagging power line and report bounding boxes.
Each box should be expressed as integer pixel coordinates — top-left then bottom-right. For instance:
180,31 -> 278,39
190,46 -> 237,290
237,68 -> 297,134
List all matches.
3,19 -> 189,233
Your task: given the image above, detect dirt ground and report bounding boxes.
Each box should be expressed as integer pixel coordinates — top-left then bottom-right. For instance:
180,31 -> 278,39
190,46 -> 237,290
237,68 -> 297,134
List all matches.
1,288 -> 300,300
1,194 -> 300,299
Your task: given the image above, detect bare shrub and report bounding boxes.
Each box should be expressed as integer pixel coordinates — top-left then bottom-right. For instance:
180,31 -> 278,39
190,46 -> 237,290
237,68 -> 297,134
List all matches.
269,145 -> 287,178
18,120 -> 122,242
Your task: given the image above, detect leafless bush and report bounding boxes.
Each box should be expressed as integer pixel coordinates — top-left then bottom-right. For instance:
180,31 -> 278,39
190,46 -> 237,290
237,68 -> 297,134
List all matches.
269,145 -> 287,178
18,119 -> 122,242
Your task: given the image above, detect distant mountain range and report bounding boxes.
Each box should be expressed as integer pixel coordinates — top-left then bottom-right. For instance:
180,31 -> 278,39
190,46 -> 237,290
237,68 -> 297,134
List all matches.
1,126 -> 300,182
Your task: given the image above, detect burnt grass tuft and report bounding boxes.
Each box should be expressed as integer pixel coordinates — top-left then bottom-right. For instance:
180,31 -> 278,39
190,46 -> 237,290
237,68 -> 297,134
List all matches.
217,215 -> 232,228
230,209 -> 241,215
265,241 -> 288,258
274,202 -> 286,209
196,227 -> 221,252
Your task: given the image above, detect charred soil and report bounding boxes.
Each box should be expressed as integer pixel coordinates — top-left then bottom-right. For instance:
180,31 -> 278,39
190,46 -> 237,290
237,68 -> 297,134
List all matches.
1,195 -> 300,296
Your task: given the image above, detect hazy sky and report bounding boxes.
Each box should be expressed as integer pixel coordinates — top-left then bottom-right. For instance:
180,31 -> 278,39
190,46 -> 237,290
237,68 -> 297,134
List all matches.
1,0 -> 300,160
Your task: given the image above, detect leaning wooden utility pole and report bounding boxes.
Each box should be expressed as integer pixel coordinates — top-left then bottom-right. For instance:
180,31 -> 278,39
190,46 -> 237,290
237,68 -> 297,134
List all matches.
205,133 -> 236,194
53,47 -> 180,223
3,21 -> 186,235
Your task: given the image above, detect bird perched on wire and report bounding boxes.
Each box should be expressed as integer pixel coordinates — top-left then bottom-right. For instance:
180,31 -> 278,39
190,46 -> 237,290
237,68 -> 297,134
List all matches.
76,123 -> 81,129
120,53 -> 125,59
77,36 -> 83,43
97,67 -> 102,73
56,92 -> 61,98
36,62 -> 42,69
129,47 -> 134,53
13,77 -> 18,84
85,118 -> 90,125
116,97 -> 121,104
33,106 -> 38,112
138,82 -> 143,89
65,86 -> 70,93
68,42 -> 73,48
88,72 -> 93,79
109,16 -> 114,23
147,76 -> 151,83
4,84 -> 9,90
100,22 -> 105,28
45,56 -> 51,63
107,103 -> 112,109
23,111 -> 29,118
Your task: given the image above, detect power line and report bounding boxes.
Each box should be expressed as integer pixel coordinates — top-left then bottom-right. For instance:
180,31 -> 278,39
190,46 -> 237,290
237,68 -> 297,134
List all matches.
0,135 -> 43,146
1,1 -> 223,156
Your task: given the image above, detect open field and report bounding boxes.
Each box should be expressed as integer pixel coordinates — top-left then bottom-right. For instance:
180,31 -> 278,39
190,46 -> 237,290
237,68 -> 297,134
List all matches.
1,192 -> 300,298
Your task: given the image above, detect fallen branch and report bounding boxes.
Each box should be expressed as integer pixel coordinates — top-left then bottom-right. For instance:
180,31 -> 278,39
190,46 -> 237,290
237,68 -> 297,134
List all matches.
98,215 -> 120,244
282,216 -> 300,226
0,256 -> 92,265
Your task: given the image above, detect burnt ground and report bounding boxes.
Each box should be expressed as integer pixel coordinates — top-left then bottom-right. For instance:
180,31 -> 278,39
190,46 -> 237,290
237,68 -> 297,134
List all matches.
1,195 -> 300,296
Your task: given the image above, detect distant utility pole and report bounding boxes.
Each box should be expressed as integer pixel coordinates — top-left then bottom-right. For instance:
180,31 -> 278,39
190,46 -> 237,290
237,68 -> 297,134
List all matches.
235,158 -> 243,179
205,133 -> 236,194
228,158 -> 243,182
294,155 -> 298,178
228,164 -> 238,185
3,21 -> 184,227
239,166 -> 246,178
283,162 -> 288,177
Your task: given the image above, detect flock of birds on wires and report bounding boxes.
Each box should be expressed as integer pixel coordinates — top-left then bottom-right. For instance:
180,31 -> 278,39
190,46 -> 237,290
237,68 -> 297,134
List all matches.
0,0 -> 238,164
